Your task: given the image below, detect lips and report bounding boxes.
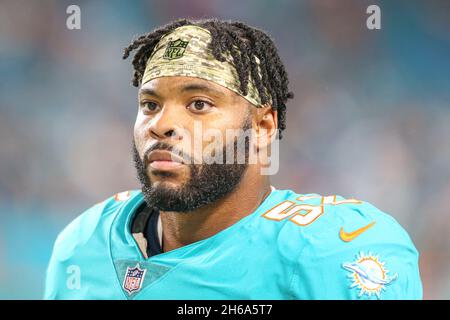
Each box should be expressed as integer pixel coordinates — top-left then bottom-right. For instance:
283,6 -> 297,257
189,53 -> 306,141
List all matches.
147,150 -> 185,170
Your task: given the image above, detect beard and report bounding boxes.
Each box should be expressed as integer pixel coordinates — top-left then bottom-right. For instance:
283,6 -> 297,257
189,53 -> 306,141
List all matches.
132,116 -> 252,212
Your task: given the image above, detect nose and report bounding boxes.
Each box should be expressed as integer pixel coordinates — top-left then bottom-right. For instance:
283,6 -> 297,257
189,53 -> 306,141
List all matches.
148,105 -> 185,141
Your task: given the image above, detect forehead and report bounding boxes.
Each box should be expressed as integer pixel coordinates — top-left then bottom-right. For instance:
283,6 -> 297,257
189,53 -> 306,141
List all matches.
139,76 -> 244,102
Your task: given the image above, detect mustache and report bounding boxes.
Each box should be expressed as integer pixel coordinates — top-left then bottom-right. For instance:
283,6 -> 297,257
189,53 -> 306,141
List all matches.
142,142 -> 193,168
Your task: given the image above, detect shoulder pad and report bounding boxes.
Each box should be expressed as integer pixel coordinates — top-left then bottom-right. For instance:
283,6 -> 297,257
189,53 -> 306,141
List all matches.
52,190 -> 141,261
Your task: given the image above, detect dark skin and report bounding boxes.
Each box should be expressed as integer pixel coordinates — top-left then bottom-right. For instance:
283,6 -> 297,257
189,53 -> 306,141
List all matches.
134,76 -> 278,252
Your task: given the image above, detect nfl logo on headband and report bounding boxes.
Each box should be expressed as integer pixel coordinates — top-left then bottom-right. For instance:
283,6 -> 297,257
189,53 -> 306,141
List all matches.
163,39 -> 189,60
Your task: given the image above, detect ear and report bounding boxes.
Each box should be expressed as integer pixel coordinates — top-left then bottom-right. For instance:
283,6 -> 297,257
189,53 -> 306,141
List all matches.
254,104 -> 278,150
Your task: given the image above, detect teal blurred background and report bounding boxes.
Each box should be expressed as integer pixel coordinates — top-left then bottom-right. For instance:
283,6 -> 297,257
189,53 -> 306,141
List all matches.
0,0 -> 449,299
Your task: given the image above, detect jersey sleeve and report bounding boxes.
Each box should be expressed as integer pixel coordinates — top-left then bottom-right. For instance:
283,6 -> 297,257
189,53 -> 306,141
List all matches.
43,191 -> 133,299
44,200 -> 105,299
289,198 -> 423,300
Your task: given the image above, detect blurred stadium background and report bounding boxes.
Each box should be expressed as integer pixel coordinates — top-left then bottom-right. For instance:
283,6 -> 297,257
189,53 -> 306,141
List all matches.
0,0 -> 449,299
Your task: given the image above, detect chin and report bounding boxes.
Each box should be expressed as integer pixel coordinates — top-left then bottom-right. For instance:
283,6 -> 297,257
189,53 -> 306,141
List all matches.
149,176 -> 186,190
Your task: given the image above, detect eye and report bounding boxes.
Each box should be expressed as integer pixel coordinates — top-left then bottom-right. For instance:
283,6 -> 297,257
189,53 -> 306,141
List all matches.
187,100 -> 214,113
141,101 -> 160,113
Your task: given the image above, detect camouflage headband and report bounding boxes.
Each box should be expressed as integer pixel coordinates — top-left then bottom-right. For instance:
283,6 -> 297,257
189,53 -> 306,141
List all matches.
141,25 -> 270,107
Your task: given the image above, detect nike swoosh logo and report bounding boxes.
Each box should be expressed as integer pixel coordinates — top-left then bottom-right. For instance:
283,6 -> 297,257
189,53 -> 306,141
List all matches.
339,221 -> 376,242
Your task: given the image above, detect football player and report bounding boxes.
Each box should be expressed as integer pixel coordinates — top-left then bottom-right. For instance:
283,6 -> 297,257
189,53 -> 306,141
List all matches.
44,19 -> 422,299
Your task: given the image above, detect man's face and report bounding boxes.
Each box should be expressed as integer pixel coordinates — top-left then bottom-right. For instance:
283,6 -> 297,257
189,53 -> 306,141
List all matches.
133,76 -> 253,212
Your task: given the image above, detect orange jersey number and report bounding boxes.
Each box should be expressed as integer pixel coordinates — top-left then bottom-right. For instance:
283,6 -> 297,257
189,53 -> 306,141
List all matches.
262,195 -> 361,226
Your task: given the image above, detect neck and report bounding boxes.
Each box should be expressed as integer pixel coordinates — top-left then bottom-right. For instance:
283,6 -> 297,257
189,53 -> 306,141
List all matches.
159,165 -> 271,252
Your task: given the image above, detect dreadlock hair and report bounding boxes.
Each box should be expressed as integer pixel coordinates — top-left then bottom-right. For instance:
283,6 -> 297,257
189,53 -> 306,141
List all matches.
123,18 -> 294,138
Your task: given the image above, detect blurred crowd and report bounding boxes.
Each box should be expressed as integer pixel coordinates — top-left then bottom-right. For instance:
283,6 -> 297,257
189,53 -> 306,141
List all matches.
0,0 -> 449,299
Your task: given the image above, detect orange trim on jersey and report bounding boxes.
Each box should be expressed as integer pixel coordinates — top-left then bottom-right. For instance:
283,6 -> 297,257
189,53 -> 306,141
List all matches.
261,200 -> 296,221
332,198 -> 362,205
114,190 -> 131,202
321,195 -> 337,205
296,195 -> 321,202
289,204 -> 324,226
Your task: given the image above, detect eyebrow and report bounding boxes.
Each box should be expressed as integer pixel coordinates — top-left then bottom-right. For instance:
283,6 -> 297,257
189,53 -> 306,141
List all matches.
139,88 -> 161,98
180,83 -> 225,97
139,82 -> 225,99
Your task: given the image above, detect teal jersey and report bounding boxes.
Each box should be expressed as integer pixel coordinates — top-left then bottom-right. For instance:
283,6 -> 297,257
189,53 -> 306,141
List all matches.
44,189 -> 422,300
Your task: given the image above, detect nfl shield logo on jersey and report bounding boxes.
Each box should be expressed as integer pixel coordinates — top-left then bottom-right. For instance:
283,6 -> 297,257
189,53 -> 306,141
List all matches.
123,263 -> 147,295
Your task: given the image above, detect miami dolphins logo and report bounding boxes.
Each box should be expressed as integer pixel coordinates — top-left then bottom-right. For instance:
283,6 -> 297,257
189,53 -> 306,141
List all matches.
342,251 -> 398,299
